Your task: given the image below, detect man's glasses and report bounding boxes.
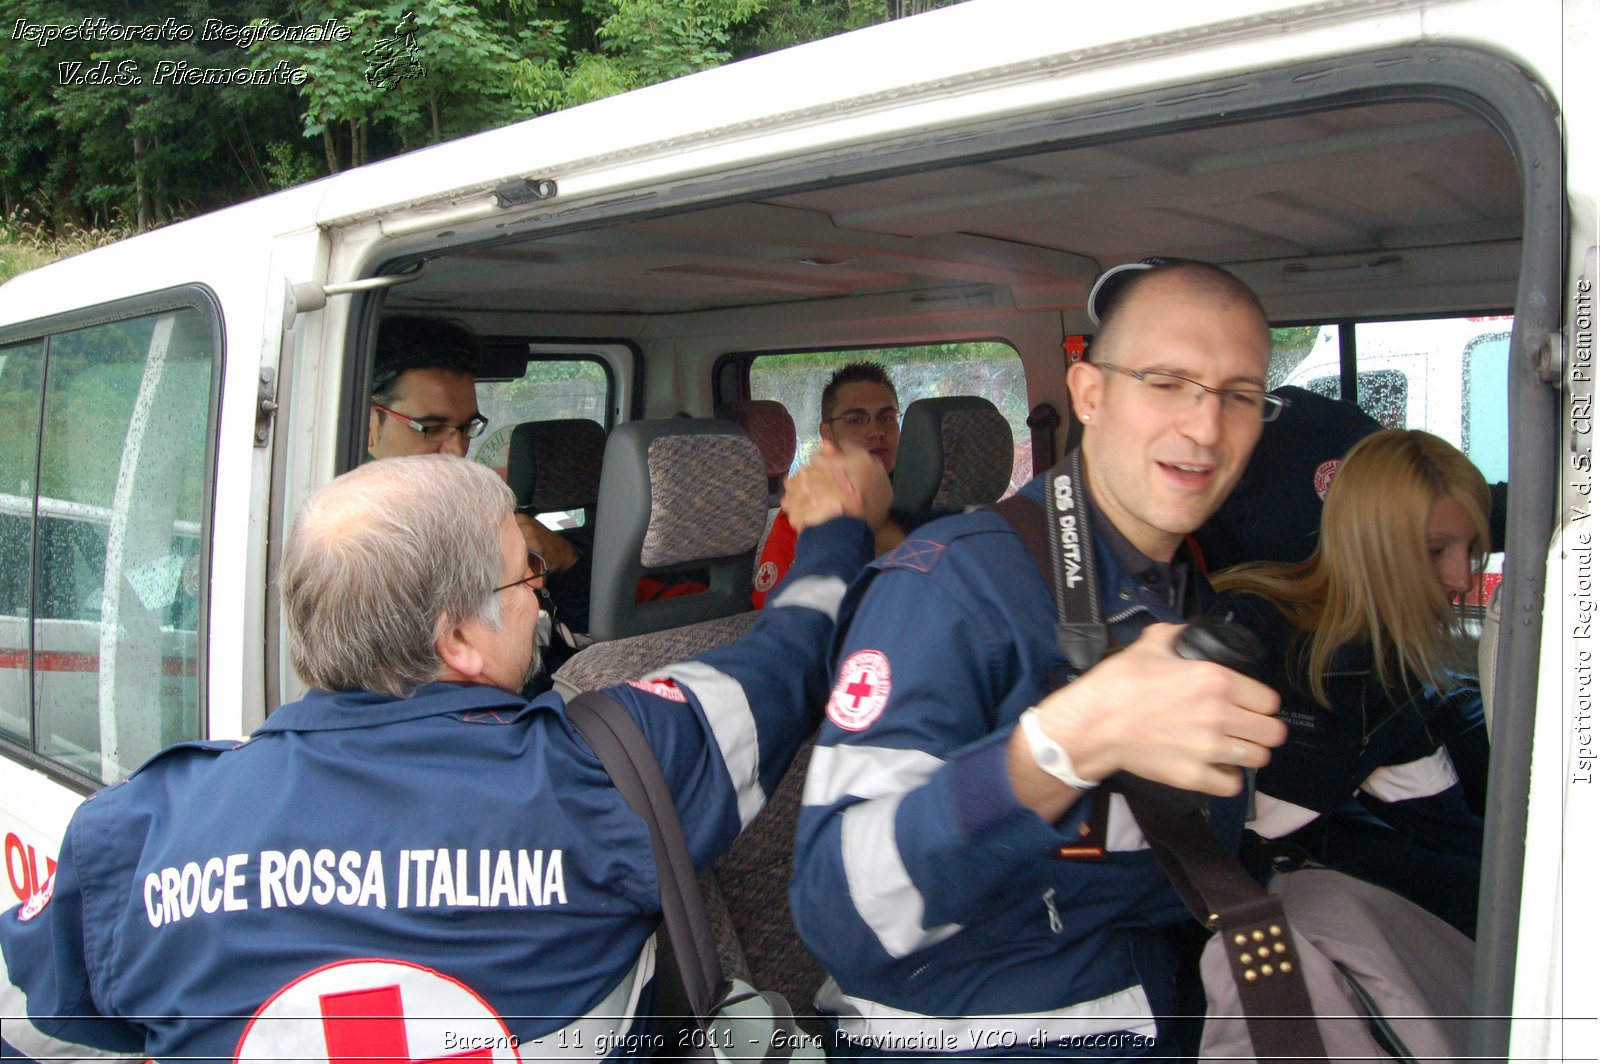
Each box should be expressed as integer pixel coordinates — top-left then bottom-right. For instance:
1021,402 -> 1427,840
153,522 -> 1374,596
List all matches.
370,402 -> 489,442
823,410 -> 901,430
1094,363 -> 1287,422
493,550 -> 547,594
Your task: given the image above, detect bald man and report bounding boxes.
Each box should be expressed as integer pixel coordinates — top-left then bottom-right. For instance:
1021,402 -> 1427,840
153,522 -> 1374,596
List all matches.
792,260 -> 1287,1060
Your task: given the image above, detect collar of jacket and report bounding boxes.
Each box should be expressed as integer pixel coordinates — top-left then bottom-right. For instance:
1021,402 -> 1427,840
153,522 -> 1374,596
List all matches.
256,682 -> 532,734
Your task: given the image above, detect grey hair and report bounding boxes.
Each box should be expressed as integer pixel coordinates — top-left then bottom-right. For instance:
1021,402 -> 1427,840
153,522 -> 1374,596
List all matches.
281,455 -> 514,697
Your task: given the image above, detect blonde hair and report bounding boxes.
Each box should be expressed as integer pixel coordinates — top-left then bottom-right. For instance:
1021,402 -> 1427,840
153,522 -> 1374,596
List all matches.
1211,429 -> 1490,706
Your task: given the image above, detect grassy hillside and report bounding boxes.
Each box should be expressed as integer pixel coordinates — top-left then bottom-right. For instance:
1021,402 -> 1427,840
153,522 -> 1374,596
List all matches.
1,213 -> 131,287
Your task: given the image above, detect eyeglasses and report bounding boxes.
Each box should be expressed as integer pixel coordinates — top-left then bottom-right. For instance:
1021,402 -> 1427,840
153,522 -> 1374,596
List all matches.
823,410 -> 901,430
1093,363 -> 1287,422
370,402 -> 489,442
493,549 -> 547,594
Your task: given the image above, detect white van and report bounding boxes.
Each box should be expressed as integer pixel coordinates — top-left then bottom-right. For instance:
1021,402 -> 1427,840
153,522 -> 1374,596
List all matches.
1276,316 -> 1515,483
0,0 -> 1592,1056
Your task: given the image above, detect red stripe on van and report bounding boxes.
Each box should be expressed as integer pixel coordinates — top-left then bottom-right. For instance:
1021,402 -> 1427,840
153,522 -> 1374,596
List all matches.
0,649 -> 197,676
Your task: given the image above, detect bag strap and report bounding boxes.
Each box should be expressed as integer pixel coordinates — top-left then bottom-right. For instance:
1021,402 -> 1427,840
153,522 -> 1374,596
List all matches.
1037,449 -> 1108,669
989,474 -> 1329,1064
564,690 -> 728,1023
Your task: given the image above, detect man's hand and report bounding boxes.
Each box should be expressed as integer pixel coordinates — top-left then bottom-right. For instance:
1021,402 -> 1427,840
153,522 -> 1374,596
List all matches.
516,513 -> 579,573
1008,623 -> 1285,818
781,441 -> 893,533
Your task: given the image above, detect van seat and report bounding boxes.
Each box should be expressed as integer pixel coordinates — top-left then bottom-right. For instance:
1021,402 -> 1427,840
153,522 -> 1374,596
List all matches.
505,417 -> 608,634
505,417 -> 608,526
716,399 -> 797,505
892,395 -> 1014,513
587,418 -> 767,642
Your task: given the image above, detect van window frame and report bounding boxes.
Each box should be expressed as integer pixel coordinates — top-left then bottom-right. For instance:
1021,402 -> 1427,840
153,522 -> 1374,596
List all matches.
0,285 -> 224,794
336,307 -> 644,475
477,337 -> 625,431
715,337 -> 1032,486
340,46 -> 1563,1049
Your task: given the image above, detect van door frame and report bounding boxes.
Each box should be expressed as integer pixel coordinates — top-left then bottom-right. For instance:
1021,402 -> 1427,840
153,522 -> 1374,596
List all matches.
343,44 -> 1563,1051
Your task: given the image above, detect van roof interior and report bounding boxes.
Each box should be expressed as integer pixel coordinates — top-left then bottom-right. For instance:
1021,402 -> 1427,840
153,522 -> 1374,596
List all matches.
382,99 -> 1521,330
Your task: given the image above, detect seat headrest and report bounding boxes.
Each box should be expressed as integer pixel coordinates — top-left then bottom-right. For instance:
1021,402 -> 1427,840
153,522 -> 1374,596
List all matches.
505,418 -> 608,514
715,400 -> 797,480
892,396 -> 1014,513
588,418 -> 768,641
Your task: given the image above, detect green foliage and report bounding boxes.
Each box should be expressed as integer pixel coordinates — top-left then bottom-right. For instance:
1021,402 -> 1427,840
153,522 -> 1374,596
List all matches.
262,141 -> 318,191
4,0 -> 965,235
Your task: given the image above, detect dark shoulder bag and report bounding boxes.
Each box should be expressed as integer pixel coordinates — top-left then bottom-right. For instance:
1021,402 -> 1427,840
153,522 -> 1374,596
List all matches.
564,691 -> 823,1063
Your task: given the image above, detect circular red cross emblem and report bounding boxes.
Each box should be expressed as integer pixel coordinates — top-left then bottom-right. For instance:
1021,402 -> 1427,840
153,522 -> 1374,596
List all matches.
1313,458 -> 1342,500
828,650 -> 892,731
235,958 -> 522,1064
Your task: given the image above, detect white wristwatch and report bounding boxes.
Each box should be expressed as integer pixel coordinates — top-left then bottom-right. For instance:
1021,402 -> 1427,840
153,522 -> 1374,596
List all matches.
1018,707 -> 1100,790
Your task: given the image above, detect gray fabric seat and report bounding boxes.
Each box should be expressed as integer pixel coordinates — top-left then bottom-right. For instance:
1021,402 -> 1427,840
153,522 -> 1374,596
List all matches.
716,399 -> 797,506
504,417 -> 608,529
892,395 -> 1015,513
716,399 -> 799,581
504,417 -> 608,633
550,416 -> 827,1028
585,418 -> 768,642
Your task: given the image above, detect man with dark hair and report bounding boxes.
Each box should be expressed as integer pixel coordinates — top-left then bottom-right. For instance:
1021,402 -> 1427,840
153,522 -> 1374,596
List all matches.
367,315 -> 581,654
817,361 -> 901,469
754,362 -> 937,607
367,315 -> 487,460
1195,385 -> 1382,571
792,260 -> 1287,1059
0,451 -> 883,1062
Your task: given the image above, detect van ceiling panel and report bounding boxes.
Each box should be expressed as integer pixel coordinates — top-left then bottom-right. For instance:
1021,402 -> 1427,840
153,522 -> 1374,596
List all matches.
387,99 -> 1520,320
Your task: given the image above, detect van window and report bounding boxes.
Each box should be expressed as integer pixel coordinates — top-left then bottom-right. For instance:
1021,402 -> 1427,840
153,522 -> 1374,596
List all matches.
469,356 -> 611,527
1304,369 -> 1409,429
1274,314 -> 1513,614
0,304 -> 217,786
1274,315 -> 1513,484
746,342 -> 1031,492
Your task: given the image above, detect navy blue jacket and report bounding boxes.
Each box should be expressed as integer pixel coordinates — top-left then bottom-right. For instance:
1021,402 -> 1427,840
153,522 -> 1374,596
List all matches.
0,518 -> 873,1064
791,477 -> 1246,1058
1227,591 -> 1485,929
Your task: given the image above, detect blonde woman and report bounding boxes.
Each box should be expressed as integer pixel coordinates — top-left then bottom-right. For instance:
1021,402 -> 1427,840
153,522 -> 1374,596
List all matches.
1214,429 -> 1490,934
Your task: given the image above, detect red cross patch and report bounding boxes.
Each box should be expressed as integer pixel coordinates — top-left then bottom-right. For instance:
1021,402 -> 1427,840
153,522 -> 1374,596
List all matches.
627,677 -> 688,703
235,958 -> 522,1064
828,651 -> 892,731
17,872 -> 53,922
1313,458 -> 1342,500
753,561 -> 780,594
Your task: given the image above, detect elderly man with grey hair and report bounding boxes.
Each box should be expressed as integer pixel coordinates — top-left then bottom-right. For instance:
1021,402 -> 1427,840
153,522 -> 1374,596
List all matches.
0,452 -> 881,1064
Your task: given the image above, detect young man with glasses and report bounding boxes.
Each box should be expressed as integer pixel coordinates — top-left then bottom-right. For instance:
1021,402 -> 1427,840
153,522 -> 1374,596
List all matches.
790,260 -> 1288,1060
754,362 -> 943,607
367,314 -> 581,623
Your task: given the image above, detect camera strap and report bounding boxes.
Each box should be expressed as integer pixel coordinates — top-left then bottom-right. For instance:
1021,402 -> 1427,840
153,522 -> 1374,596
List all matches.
990,454 -> 1329,1064
1038,448 -> 1107,669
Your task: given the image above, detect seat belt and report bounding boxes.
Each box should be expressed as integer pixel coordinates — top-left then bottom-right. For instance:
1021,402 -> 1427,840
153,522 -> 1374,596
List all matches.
1024,402 -> 1061,476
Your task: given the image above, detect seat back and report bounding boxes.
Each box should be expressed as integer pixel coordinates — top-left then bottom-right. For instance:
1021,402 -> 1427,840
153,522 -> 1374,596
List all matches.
504,417 -> 608,528
588,418 -> 768,641
892,395 -> 1015,513
716,400 -> 797,505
